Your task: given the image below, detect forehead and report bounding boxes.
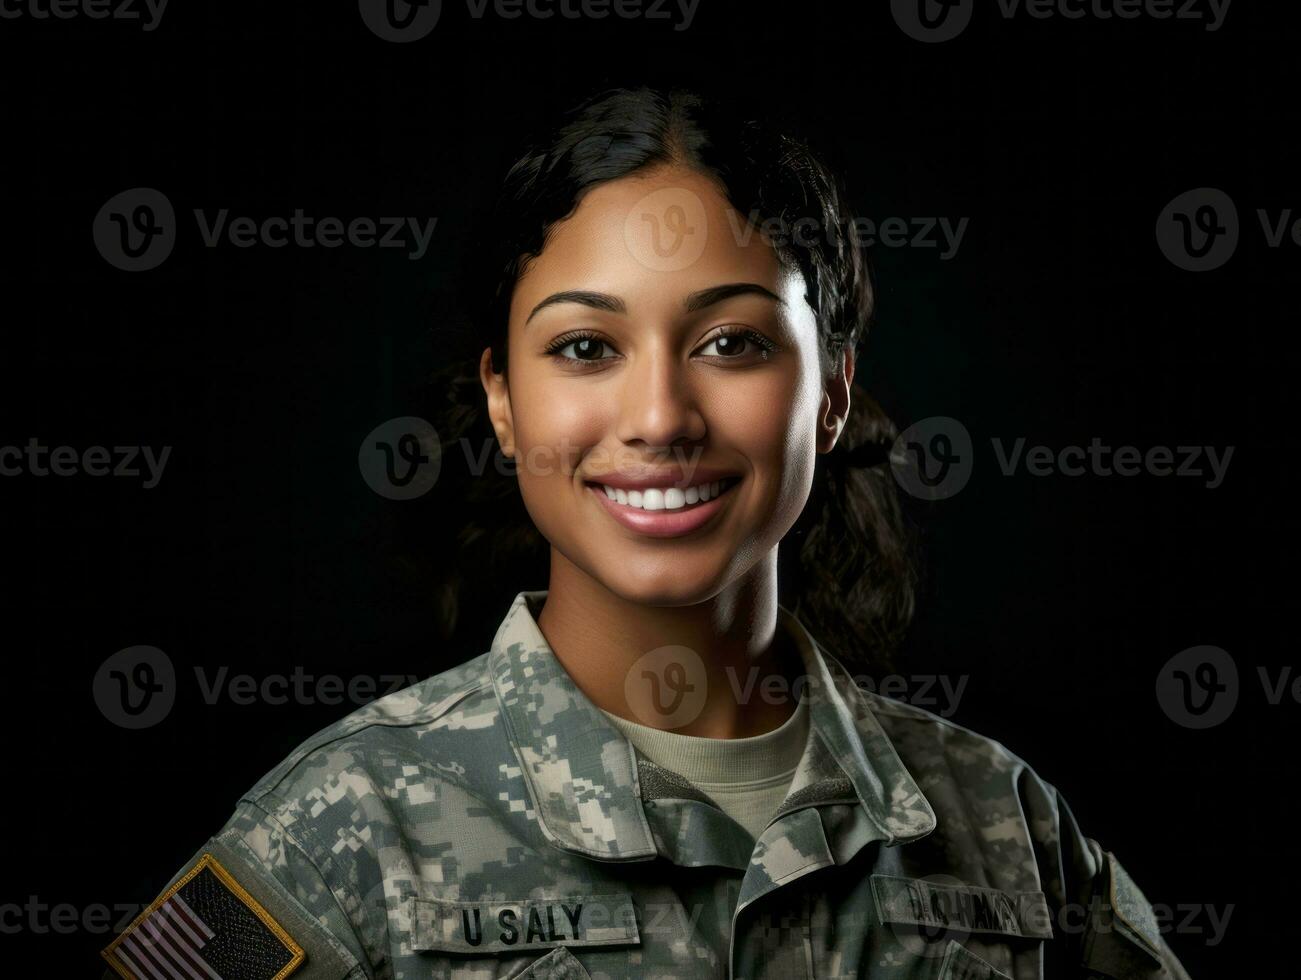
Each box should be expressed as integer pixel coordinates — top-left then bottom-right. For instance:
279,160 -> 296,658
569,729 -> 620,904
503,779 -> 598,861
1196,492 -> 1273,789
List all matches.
510,165 -> 791,317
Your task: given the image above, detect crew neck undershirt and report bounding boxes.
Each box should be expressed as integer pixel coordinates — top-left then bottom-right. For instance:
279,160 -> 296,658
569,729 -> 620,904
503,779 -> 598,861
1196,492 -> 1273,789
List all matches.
598,692 -> 810,840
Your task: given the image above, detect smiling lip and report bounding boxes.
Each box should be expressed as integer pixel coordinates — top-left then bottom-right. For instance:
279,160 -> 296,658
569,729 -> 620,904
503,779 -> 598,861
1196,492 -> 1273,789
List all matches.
583,466 -> 738,491
586,478 -> 739,538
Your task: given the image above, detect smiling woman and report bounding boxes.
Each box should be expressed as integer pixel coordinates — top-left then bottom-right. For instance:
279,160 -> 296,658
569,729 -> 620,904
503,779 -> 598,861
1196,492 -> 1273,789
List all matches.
103,87 -> 1192,980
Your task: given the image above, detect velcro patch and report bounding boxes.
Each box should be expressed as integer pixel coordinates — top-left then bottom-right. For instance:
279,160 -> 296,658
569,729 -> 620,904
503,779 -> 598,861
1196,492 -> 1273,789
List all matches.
413,894 -> 641,953
870,874 -> 1053,940
102,853 -> 305,980
1107,852 -> 1163,959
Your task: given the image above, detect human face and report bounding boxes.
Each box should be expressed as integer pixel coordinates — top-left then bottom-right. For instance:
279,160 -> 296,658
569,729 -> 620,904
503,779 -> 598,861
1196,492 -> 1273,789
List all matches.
481,164 -> 850,606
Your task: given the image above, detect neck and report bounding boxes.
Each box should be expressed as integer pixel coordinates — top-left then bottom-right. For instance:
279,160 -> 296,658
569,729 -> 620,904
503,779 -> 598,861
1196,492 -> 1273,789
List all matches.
536,547 -> 801,739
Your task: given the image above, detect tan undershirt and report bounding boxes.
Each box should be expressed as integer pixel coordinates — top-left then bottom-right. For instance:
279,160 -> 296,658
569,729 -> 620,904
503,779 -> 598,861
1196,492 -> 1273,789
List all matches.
598,692 -> 810,840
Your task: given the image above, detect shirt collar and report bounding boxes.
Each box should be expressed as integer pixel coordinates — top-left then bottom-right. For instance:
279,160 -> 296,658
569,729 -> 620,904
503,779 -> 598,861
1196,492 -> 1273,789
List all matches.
488,589 -> 936,862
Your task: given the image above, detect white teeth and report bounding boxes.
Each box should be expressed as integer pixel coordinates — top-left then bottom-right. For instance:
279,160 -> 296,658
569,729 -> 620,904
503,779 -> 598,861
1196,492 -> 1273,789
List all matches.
600,479 -> 732,511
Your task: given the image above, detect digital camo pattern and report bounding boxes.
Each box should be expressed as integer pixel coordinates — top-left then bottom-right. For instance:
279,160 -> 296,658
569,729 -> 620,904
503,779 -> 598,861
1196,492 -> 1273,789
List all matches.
107,591 -> 1194,979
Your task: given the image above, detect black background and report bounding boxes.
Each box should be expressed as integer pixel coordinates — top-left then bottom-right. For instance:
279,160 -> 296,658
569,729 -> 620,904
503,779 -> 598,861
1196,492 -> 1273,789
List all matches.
1,1 -> 1292,975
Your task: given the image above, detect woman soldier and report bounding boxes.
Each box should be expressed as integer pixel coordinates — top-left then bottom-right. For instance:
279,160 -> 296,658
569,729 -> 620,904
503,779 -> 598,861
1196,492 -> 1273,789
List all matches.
102,87 -> 1191,980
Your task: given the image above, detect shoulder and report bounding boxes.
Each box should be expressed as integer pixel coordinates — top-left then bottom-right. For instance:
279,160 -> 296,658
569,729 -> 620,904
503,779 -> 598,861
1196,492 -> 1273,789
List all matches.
820,651 -> 1047,791
820,652 -> 1074,878
101,655 -> 520,979
820,654 -> 1193,979
232,652 -> 515,848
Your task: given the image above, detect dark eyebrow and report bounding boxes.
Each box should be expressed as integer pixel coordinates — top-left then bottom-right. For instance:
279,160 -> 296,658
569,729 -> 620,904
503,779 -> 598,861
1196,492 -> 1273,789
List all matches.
525,290 -> 626,324
684,282 -> 785,313
526,282 -> 784,324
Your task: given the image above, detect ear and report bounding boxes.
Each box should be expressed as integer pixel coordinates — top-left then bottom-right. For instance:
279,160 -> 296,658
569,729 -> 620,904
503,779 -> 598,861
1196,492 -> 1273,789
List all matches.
816,346 -> 855,454
479,347 -> 516,458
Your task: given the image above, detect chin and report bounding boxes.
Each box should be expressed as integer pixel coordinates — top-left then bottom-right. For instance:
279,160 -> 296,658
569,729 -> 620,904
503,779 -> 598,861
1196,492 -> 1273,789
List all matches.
590,559 -> 735,608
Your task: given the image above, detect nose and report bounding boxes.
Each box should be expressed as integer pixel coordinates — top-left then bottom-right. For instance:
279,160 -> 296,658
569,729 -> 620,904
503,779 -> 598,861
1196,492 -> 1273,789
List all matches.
613,344 -> 707,452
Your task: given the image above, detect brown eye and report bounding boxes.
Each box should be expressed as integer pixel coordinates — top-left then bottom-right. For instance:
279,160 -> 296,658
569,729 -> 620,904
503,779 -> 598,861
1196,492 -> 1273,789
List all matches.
569,338 -> 605,360
707,335 -> 747,356
544,332 -> 616,363
697,328 -> 779,360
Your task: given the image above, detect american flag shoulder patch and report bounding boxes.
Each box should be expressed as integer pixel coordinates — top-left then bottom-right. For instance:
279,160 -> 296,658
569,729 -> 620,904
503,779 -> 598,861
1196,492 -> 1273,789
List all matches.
102,852 -> 306,980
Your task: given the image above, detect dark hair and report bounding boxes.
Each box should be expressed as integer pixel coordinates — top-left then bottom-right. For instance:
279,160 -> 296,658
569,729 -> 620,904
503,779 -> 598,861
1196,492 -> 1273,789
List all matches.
417,86 -> 915,671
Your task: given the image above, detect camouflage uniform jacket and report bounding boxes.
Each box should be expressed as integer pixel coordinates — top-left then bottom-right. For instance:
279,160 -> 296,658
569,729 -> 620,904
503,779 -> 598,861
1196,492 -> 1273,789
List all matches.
103,590 -> 1192,980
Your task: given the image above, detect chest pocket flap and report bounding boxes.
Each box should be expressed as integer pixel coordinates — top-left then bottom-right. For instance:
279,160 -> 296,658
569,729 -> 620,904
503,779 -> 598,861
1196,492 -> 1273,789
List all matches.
412,893 -> 640,955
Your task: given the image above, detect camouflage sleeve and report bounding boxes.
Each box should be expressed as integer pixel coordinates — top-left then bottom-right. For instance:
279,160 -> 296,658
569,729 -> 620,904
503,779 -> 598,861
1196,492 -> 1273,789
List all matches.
100,799 -> 370,980
1027,773 -> 1193,979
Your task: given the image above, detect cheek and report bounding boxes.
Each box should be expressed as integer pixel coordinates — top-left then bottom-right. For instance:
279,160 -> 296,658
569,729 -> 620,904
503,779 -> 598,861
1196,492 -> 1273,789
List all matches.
705,363 -> 821,487
510,376 -> 611,492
